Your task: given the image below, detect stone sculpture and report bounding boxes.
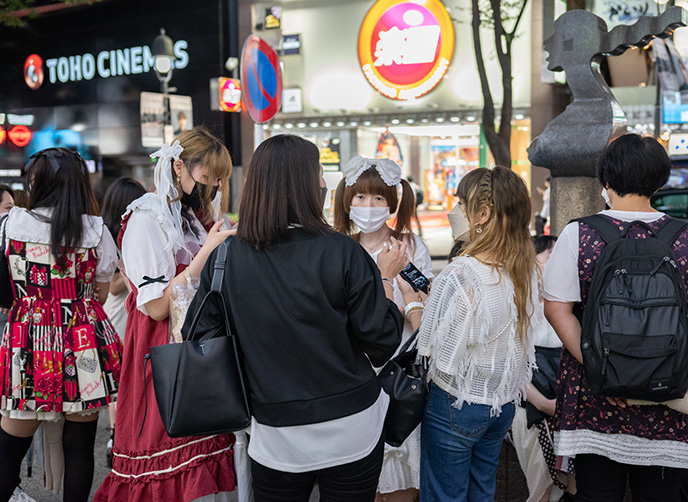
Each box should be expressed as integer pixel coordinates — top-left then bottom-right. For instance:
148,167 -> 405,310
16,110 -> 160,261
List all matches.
528,6 -> 688,178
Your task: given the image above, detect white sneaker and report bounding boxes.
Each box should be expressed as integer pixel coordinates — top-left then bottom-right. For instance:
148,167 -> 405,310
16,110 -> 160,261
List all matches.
9,486 -> 36,502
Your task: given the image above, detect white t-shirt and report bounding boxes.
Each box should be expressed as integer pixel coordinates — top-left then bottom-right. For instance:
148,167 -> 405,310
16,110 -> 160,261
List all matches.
544,210 -> 665,303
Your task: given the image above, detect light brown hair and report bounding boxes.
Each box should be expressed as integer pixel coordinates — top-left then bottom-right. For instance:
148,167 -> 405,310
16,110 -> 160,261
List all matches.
456,166 -> 536,342
173,126 -> 232,223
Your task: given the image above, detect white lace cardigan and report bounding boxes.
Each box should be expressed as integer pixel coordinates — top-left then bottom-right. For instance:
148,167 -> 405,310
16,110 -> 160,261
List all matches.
417,256 -> 539,415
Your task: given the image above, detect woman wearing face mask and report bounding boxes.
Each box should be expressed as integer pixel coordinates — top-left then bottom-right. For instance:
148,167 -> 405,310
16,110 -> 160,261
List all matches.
417,166 -> 538,502
334,157 -> 434,502
95,127 -> 236,502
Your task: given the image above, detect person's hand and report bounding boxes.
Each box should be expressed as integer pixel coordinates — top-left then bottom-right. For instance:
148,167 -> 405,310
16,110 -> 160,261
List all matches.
606,396 -> 628,408
202,221 -> 233,253
397,274 -> 415,297
377,236 -> 409,280
536,398 -> 557,417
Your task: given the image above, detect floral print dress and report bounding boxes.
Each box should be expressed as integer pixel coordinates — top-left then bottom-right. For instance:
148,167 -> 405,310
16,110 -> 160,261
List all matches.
0,207 -> 122,420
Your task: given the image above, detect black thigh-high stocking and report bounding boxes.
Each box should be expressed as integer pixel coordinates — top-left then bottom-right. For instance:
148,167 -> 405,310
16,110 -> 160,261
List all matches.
0,426 -> 33,502
62,419 -> 98,502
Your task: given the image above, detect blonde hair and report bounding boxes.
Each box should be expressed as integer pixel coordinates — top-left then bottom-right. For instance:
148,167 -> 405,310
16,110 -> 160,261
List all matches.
456,166 -> 536,342
173,126 -> 232,222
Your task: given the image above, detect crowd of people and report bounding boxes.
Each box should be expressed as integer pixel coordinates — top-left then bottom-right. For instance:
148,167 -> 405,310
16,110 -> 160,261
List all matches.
0,128 -> 685,502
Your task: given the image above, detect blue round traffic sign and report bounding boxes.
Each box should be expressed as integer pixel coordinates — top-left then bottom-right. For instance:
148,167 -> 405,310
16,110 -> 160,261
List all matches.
241,35 -> 282,124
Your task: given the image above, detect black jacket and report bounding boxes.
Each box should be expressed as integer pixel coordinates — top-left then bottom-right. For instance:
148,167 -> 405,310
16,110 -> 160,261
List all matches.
183,228 -> 404,427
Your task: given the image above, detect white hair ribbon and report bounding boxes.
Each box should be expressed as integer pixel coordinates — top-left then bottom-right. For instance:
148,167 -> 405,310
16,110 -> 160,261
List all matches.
150,140 -> 188,254
342,156 -> 402,187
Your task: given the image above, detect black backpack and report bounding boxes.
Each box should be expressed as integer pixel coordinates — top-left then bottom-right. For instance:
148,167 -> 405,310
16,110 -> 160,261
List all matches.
577,214 -> 688,401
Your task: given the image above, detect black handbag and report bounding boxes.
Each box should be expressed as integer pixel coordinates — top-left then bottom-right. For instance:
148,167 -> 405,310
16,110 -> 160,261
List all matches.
525,346 -> 561,427
378,331 -> 427,447
147,240 -> 251,438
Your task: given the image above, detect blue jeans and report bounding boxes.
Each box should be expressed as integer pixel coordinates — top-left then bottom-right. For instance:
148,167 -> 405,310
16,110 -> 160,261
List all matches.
420,382 -> 515,502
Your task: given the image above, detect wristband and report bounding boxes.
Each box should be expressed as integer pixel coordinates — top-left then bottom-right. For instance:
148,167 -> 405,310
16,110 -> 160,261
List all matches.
382,277 -> 394,288
404,301 -> 424,317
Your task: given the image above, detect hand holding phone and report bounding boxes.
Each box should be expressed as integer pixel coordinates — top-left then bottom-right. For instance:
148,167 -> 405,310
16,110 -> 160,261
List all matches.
399,262 -> 430,294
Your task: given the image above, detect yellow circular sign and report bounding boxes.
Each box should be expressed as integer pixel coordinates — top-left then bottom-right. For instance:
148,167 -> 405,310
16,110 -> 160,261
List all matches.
358,0 -> 455,100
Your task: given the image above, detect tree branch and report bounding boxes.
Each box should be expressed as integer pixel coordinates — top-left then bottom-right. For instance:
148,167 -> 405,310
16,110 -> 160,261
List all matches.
472,0 -> 496,137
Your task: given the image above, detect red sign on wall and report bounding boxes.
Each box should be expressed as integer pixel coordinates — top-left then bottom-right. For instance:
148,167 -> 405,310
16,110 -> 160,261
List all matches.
358,0 -> 454,101
0,126 -> 5,146
8,125 -> 33,147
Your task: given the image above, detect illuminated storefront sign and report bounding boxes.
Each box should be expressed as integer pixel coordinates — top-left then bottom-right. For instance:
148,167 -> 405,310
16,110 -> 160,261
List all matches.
7,125 -> 33,147
219,77 -> 242,112
24,41 -> 189,88
0,126 -> 5,146
358,0 -> 454,100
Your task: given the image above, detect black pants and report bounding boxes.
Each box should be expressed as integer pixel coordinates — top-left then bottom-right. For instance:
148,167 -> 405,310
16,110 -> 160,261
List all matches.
575,454 -> 685,502
250,435 -> 384,502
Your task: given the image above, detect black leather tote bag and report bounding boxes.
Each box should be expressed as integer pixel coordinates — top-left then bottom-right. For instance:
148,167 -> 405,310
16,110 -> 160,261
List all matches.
0,215 -> 13,309
149,240 -> 251,438
378,331 -> 427,447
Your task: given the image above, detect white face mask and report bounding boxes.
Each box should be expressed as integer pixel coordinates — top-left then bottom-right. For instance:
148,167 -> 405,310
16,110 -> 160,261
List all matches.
349,206 -> 390,234
447,204 -> 470,242
601,188 -> 611,207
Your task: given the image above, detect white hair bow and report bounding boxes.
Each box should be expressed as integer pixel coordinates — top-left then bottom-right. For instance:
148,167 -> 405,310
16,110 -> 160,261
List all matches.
342,156 -> 401,187
150,140 -> 188,254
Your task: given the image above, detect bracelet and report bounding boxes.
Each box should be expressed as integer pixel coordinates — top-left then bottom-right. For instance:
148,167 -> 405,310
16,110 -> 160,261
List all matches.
382,277 -> 394,288
405,307 -> 423,322
404,301 -> 424,318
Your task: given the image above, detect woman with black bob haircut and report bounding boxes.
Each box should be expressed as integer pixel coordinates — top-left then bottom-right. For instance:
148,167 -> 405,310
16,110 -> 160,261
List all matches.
0,148 -> 122,502
186,134 -> 407,502
544,133 -> 688,501
597,133 -> 670,199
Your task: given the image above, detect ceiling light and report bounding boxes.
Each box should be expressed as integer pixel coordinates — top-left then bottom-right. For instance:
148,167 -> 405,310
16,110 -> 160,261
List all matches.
309,122 -> 319,128
450,116 -> 460,123
336,120 -> 346,127
323,121 -> 332,127
466,115 -> 476,122
350,121 -> 359,127
391,118 -> 400,125
297,122 -> 306,128
435,117 -> 445,123
285,123 -> 294,129
514,113 -> 525,120
363,120 -> 372,126
406,118 -> 415,124
273,123 -> 281,130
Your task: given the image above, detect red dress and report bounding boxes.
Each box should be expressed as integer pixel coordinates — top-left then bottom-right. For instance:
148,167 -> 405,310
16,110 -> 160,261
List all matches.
94,207 -> 235,502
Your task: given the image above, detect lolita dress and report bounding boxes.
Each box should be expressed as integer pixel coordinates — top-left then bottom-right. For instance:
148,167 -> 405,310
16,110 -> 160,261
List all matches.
94,193 -> 235,502
368,233 -> 434,494
0,207 -> 123,419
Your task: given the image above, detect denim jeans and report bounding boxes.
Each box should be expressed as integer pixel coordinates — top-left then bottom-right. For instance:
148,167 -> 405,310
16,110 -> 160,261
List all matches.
420,382 -> 515,502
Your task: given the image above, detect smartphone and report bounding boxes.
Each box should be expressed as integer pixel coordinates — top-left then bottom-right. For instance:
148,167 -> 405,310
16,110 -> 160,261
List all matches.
399,262 -> 430,294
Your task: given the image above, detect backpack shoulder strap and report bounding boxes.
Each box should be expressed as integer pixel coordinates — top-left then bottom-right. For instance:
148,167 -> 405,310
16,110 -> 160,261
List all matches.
572,214 -> 623,244
655,217 -> 688,247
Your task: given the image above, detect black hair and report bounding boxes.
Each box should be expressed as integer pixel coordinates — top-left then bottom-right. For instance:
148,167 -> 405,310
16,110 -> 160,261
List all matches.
101,177 -> 147,242
532,234 -> 557,255
26,148 -> 99,270
236,134 -> 331,249
598,134 -> 670,197
0,184 -> 14,203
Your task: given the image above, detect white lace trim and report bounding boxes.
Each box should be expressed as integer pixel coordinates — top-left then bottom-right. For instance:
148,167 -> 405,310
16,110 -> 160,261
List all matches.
555,429 -> 688,468
110,445 -> 233,478
4,207 -> 103,248
112,434 -> 220,460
